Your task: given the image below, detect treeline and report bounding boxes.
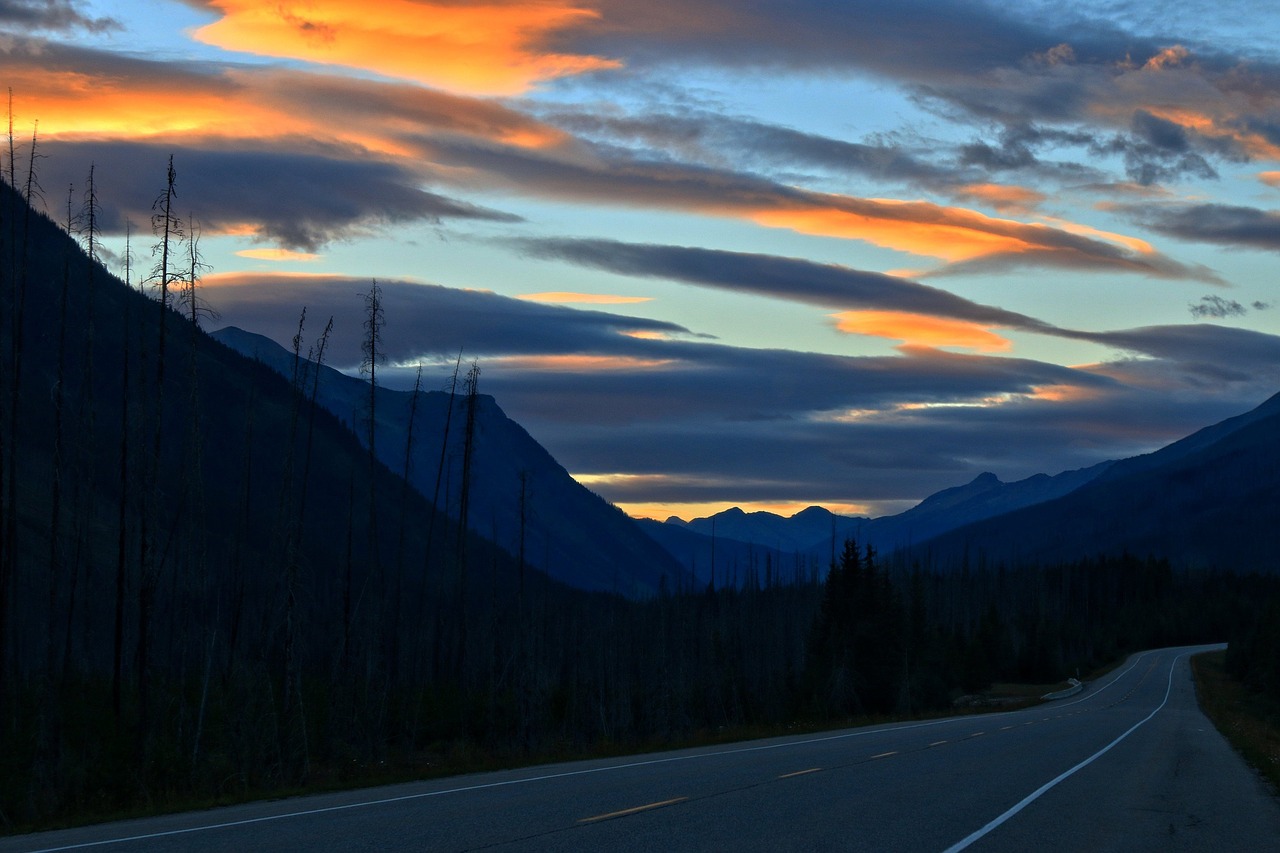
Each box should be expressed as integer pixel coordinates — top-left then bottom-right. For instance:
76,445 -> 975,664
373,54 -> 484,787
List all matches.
806,545 -> 1272,718
0,147 -> 1276,833
1225,594 -> 1280,704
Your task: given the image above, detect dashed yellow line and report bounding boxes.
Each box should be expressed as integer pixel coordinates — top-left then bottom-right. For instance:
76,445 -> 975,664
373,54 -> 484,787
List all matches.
778,767 -> 823,779
579,797 -> 688,823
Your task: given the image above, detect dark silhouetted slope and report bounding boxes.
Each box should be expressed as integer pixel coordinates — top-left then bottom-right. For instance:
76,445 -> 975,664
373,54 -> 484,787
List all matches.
213,326 -> 688,597
915,392 -> 1280,570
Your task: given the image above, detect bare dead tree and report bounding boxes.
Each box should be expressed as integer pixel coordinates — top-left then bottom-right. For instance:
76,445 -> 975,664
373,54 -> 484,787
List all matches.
46,183 -> 73,676
180,216 -> 216,329
277,308 -> 309,779
454,361 -> 480,682
5,89 -> 12,187
2,122 -> 40,692
421,351 -> 462,652
149,155 -> 181,315
358,280 -> 384,635
138,155 -> 182,746
297,315 -> 333,520
390,363 -> 422,684
113,221 -> 135,720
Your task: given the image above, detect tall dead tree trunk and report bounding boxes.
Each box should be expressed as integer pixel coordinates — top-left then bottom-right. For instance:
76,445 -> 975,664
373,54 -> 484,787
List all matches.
138,155 -> 182,747
422,351 -> 461,680
390,364 -> 422,686
453,361 -> 480,684
113,222 -> 135,721
47,183 -> 73,677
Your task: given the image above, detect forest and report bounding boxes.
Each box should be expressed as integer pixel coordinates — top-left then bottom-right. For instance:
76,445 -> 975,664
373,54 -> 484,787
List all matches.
1,146 -> 1278,832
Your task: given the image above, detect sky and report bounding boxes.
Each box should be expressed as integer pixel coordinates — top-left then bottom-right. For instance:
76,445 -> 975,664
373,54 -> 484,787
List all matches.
9,0 -> 1280,520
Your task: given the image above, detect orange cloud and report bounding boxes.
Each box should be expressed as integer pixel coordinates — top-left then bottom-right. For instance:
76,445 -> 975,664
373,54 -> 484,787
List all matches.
955,183 -> 1046,214
831,311 -> 1012,351
2,50 -> 566,156
1137,106 -> 1280,160
614,499 -> 873,522
1260,171 -> 1280,188
193,0 -> 621,95
518,291 -> 653,304
489,354 -> 673,371
1035,216 -> 1155,255
1142,45 -> 1190,71
2,68 -> 290,141
1026,383 -> 1103,403
235,248 -> 322,261
747,202 -> 1030,263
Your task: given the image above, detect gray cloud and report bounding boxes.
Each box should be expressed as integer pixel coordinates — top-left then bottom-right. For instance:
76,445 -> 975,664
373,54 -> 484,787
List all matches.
204,273 -> 692,369
0,0 -> 118,32
540,107 -> 961,189
518,237 -> 1064,334
1136,203 -> 1280,251
560,0 -> 1280,194
41,140 -> 517,251
432,138 -> 1215,280
1189,295 -> 1247,319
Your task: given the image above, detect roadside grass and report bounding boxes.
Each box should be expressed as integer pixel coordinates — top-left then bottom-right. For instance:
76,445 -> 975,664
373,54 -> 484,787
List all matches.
5,679 -> 1060,838
1192,650 -> 1280,795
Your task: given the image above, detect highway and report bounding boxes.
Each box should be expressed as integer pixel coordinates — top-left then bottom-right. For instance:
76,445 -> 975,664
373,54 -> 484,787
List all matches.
6,644 -> 1279,852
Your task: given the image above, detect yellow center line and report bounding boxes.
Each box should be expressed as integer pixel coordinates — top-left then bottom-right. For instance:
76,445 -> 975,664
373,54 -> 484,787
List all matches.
778,767 -> 823,779
578,797 -> 688,823
871,751 -> 897,759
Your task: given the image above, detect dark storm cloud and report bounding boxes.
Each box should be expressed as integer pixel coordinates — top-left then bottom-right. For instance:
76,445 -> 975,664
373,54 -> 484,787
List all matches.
1134,203 -> 1280,251
519,237 -> 1064,334
0,0 -> 118,32
41,140 -> 517,251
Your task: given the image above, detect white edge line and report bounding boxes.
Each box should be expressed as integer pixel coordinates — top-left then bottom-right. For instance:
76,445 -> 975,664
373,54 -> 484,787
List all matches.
23,646 -> 1200,852
938,650 -> 1189,853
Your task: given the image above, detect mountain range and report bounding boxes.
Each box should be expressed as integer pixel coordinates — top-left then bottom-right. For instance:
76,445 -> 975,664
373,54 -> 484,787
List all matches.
916,391 -> 1280,570
644,392 -> 1280,576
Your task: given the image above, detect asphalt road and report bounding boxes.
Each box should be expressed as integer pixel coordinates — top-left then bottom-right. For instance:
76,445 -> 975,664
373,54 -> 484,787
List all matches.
6,644 -> 1279,852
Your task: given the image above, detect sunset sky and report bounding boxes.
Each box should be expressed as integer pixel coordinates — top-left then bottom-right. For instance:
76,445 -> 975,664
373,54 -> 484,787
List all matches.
11,0 -> 1280,519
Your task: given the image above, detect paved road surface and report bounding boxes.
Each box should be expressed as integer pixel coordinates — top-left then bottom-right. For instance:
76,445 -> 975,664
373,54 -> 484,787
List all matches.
5,644 -> 1279,851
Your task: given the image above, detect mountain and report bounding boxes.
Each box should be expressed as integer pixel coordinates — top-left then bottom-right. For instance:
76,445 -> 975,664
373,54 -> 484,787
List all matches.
841,462 -> 1113,553
634,516 -> 826,587
914,392 -> 1280,570
672,505 -> 865,553
645,464 -> 1114,580
213,326 -> 689,597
